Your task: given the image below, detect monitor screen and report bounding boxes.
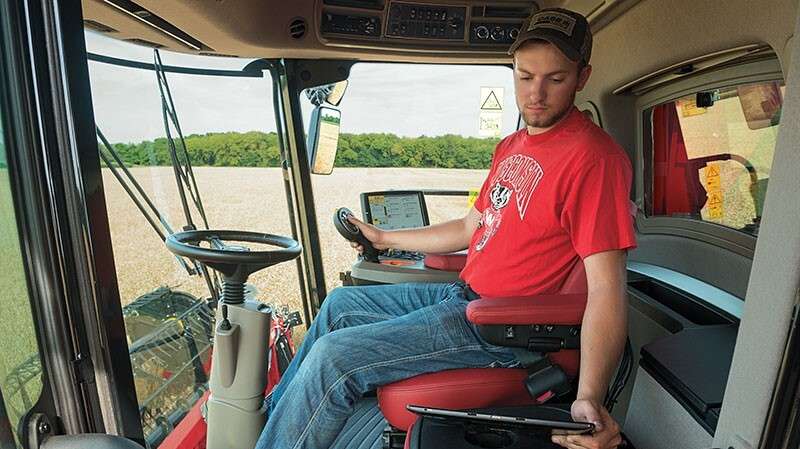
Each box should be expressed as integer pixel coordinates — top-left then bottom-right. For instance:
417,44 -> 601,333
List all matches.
361,191 -> 429,231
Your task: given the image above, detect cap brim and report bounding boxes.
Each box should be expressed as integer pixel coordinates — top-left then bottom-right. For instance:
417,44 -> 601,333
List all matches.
508,32 -> 582,62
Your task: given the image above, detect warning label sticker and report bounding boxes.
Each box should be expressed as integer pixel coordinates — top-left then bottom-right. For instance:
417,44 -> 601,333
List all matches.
479,87 -> 504,137
705,163 -> 723,219
467,189 -> 480,209
480,88 -> 503,110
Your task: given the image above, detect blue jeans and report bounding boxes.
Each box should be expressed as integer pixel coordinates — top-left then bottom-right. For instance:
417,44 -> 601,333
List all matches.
254,282 -> 520,449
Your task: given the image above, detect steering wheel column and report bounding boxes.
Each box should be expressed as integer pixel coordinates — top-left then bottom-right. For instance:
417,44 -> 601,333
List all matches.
166,230 -> 301,449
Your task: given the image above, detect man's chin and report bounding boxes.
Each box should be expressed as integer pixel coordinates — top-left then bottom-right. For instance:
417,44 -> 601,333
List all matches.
524,108 -> 571,129
524,115 -> 559,129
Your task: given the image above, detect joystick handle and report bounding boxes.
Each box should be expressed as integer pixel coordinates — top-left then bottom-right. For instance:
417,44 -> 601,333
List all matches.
333,207 -> 380,263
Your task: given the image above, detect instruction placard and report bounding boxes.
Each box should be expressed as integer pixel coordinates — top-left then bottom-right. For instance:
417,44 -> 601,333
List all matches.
479,87 -> 504,137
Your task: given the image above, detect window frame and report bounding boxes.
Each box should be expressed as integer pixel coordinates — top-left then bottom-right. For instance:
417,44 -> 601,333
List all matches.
633,56 -> 784,258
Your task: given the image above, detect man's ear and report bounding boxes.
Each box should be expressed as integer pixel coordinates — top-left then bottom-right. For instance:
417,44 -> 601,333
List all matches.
576,64 -> 592,91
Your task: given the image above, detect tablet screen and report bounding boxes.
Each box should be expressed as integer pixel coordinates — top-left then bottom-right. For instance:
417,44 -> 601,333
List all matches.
360,191 -> 429,230
406,404 -> 594,435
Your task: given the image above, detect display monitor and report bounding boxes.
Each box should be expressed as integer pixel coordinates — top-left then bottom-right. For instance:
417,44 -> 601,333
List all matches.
360,191 -> 430,231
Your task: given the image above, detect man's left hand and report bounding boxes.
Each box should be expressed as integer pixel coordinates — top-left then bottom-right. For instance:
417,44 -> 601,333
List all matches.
551,399 -> 623,449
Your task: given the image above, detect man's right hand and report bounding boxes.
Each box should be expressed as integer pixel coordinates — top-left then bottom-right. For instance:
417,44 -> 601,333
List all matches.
346,216 -> 389,253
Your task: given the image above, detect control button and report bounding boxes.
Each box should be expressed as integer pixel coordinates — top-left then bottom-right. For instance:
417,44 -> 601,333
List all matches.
509,27 -> 520,40
475,25 -> 489,39
491,26 -> 505,41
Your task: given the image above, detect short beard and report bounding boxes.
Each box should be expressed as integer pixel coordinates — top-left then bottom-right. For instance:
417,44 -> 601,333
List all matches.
521,91 -> 576,129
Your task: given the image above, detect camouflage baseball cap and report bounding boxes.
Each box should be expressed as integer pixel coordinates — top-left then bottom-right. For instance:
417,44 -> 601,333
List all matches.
508,8 -> 592,65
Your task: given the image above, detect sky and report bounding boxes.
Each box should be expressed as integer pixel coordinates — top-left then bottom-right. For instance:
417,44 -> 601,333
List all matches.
85,31 -> 520,144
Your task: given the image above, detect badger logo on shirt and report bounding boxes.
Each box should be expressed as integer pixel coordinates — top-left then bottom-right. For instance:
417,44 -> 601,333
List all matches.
475,154 -> 544,252
489,183 -> 512,210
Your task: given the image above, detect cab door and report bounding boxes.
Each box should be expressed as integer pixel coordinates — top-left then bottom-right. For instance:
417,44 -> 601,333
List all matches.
0,0 -> 145,446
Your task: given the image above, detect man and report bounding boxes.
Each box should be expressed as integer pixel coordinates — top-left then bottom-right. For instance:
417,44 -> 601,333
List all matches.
257,8 -> 634,449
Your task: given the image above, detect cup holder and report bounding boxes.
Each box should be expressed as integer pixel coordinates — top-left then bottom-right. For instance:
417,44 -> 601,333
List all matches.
463,427 -> 518,448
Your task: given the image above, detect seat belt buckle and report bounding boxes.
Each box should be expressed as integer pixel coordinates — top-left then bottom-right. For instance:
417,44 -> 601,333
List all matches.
524,363 -> 571,400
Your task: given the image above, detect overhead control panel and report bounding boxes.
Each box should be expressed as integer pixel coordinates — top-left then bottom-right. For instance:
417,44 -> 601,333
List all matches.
386,3 -> 466,40
319,0 -> 536,53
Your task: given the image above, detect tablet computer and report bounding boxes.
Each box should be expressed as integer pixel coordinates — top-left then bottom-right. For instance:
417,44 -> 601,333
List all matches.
406,404 -> 595,435
360,191 -> 429,231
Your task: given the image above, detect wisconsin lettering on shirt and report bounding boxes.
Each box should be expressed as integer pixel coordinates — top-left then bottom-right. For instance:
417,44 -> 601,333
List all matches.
489,154 -> 544,220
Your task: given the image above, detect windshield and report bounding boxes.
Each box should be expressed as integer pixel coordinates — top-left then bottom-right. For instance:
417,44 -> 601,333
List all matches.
303,62 -> 517,294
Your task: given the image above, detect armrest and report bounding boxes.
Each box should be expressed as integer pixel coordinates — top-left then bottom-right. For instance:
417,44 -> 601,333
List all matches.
466,293 -> 587,325
467,294 -> 587,354
423,251 -> 467,272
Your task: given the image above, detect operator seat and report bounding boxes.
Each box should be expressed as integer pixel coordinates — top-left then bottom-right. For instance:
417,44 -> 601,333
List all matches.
377,256 -> 588,432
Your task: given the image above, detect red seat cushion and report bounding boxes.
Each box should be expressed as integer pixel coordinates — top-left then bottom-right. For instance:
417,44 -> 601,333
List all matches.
423,252 -> 467,272
378,368 -> 537,431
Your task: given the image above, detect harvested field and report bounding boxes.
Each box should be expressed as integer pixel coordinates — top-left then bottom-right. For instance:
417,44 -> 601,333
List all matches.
103,167 -> 488,341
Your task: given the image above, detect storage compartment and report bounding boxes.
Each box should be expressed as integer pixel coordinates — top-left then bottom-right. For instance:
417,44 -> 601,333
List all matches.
639,324 -> 738,433
628,279 -> 732,326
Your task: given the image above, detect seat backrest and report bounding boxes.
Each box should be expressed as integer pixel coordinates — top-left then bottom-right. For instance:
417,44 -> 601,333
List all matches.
560,259 -> 587,294
544,259 -> 587,377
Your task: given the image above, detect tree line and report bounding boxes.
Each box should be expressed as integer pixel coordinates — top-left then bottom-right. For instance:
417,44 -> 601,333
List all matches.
106,131 -> 500,169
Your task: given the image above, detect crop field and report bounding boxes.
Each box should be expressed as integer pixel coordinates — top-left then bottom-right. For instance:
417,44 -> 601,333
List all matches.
103,166 -> 489,341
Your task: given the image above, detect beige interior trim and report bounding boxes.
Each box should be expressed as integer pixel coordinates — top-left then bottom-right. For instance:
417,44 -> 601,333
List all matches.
713,7 -> 800,448
613,44 -> 771,95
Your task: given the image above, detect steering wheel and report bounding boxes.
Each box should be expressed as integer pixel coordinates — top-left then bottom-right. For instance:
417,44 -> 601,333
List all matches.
166,230 -> 301,302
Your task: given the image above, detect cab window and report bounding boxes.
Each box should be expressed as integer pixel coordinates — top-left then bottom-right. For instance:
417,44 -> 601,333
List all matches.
644,80 -> 784,235
0,95 -> 44,447
86,31 -> 297,446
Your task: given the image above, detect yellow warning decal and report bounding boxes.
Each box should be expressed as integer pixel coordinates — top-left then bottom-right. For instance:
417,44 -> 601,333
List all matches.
467,189 -> 480,209
705,163 -> 723,219
680,98 -> 707,117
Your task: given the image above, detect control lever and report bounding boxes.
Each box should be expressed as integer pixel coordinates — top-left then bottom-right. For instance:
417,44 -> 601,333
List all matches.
333,207 -> 380,263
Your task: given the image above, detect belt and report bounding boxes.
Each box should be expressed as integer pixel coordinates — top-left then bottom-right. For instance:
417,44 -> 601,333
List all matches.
456,280 -> 481,301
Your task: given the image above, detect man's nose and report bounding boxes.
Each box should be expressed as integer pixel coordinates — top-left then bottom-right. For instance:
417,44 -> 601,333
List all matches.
527,78 -> 546,103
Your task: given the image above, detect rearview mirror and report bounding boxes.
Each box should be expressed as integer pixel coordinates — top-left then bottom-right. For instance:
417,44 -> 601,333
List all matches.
307,106 -> 341,175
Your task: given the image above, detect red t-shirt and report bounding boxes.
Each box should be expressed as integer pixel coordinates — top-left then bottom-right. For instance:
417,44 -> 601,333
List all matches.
460,107 -> 636,297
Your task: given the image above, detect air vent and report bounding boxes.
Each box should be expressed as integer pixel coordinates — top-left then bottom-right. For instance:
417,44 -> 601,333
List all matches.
83,19 -> 118,33
103,0 -> 211,51
323,0 -> 384,10
289,18 -> 307,39
483,5 -> 533,18
124,38 -> 164,49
